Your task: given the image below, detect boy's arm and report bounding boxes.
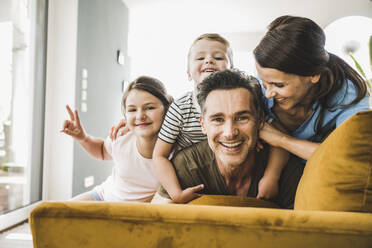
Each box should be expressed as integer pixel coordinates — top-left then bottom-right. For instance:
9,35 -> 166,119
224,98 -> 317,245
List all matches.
153,139 -> 184,200
61,105 -> 112,161
153,139 -> 203,203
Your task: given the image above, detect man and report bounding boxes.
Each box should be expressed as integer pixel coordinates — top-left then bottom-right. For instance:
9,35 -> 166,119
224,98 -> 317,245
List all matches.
152,69 -> 303,208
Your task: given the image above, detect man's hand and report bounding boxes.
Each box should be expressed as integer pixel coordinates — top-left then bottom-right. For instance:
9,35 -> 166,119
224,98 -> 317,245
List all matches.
257,175 -> 279,200
61,105 -> 87,141
172,184 -> 204,203
110,118 -> 129,141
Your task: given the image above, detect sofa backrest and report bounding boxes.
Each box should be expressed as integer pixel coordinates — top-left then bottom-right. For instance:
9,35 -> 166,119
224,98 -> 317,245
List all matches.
295,110 -> 372,212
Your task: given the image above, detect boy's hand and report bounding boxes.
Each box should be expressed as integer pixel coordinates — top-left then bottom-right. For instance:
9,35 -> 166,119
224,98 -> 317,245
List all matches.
110,118 -> 129,141
61,105 -> 87,141
257,175 -> 279,200
172,184 -> 204,203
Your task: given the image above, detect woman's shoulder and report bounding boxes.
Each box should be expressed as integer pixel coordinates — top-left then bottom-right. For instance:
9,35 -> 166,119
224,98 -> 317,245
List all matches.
321,78 -> 370,127
330,78 -> 367,106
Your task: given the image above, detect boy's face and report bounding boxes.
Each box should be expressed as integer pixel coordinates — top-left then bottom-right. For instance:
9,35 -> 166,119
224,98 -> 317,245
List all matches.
187,39 -> 230,86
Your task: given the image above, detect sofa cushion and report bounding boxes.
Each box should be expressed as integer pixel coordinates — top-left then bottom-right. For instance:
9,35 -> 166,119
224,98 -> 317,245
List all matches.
294,110 -> 372,212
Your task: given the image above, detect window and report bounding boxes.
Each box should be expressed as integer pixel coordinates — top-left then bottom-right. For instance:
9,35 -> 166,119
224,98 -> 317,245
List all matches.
325,15 -> 372,81
0,0 -> 47,230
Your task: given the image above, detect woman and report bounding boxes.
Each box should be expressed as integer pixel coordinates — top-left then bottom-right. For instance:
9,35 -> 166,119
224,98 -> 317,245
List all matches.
61,76 -> 173,202
253,15 -> 370,161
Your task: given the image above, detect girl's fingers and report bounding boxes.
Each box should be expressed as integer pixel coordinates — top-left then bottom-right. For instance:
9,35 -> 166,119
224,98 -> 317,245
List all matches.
74,110 -> 82,129
62,120 -> 71,130
66,105 -> 74,121
61,128 -> 73,136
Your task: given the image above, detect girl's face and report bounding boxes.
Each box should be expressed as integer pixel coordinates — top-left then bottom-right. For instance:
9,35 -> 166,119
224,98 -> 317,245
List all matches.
255,62 -> 319,111
187,39 -> 231,87
125,89 -> 165,139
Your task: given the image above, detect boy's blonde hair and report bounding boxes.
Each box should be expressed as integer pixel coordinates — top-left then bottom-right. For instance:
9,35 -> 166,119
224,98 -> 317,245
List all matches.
187,33 -> 234,69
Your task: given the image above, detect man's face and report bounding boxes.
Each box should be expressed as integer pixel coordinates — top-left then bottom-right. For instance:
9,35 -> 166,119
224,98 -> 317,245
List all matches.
201,88 -> 262,169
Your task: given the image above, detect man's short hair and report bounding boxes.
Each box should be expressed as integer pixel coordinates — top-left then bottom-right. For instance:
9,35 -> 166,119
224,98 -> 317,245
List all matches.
196,69 -> 264,116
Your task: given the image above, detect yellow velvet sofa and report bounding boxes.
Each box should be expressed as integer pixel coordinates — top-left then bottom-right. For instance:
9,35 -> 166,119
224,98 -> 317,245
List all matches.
29,110 -> 372,248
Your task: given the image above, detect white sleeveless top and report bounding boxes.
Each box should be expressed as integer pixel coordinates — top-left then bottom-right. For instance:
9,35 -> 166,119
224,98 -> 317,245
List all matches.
94,132 -> 159,202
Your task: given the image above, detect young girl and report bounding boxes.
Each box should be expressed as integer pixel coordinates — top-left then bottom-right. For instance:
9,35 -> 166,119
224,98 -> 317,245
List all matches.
61,76 -> 173,202
253,15 -> 370,192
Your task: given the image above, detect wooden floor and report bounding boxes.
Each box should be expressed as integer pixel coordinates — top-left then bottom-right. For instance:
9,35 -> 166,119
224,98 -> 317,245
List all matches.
0,222 -> 33,248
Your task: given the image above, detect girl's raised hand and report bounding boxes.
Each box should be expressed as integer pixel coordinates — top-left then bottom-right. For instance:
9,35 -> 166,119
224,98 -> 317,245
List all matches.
61,105 -> 87,141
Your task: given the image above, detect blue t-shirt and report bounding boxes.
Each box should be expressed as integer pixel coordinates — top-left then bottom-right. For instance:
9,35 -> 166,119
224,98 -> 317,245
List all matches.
262,79 -> 370,143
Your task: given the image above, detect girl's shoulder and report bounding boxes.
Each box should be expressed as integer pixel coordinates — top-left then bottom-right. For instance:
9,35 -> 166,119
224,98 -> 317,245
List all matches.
104,131 -> 135,157
109,131 -> 135,147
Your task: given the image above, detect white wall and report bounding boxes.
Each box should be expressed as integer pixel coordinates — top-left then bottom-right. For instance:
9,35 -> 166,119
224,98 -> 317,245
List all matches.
43,0 -> 78,200
125,0 -> 372,98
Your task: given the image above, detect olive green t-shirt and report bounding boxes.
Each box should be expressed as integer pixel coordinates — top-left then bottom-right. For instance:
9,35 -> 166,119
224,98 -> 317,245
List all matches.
158,140 -> 304,209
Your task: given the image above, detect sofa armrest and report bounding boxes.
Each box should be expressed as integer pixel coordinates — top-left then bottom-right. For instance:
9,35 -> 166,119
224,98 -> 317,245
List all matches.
30,201 -> 372,248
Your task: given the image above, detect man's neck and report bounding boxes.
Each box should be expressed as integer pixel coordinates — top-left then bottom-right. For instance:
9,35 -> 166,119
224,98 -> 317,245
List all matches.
218,151 -> 257,196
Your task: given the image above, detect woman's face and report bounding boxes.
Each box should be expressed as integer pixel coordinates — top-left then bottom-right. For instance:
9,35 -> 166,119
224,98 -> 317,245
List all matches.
125,89 -> 165,139
255,62 -> 319,111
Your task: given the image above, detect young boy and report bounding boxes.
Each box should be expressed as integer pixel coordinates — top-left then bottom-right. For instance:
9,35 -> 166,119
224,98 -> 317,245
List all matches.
152,33 -> 234,203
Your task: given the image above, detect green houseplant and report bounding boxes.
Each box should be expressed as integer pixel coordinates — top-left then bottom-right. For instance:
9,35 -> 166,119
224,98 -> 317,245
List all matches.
349,35 -> 372,90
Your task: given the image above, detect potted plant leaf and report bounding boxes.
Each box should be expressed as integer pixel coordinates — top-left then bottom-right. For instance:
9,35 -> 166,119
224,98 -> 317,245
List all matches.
349,35 -> 372,92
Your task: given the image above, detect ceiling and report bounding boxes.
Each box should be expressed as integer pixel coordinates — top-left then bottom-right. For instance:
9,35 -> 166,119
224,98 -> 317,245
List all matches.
122,0 -> 372,33
121,0 -> 372,98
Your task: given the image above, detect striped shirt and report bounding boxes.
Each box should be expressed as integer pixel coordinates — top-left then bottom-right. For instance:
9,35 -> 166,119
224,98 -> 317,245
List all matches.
158,91 -> 206,148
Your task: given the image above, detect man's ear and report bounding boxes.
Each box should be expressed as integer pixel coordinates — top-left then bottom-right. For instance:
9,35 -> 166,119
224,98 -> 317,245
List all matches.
310,74 -> 321,84
259,112 -> 265,130
200,115 -> 207,134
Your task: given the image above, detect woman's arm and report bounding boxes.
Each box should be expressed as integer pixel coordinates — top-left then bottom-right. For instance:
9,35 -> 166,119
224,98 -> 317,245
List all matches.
259,122 -> 320,160
279,134 -> 320,160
